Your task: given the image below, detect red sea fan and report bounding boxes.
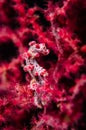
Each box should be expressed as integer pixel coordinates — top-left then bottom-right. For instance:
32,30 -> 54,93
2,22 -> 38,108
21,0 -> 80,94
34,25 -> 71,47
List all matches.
0,0 -> 86,129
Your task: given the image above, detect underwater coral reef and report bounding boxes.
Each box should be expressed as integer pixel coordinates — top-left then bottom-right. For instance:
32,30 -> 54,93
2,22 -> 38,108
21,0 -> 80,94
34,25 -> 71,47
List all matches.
0,0 -> 86,129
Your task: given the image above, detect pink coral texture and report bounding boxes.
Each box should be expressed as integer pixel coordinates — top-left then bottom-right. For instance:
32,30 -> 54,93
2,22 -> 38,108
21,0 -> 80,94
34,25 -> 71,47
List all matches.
0,0 -> 86,130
